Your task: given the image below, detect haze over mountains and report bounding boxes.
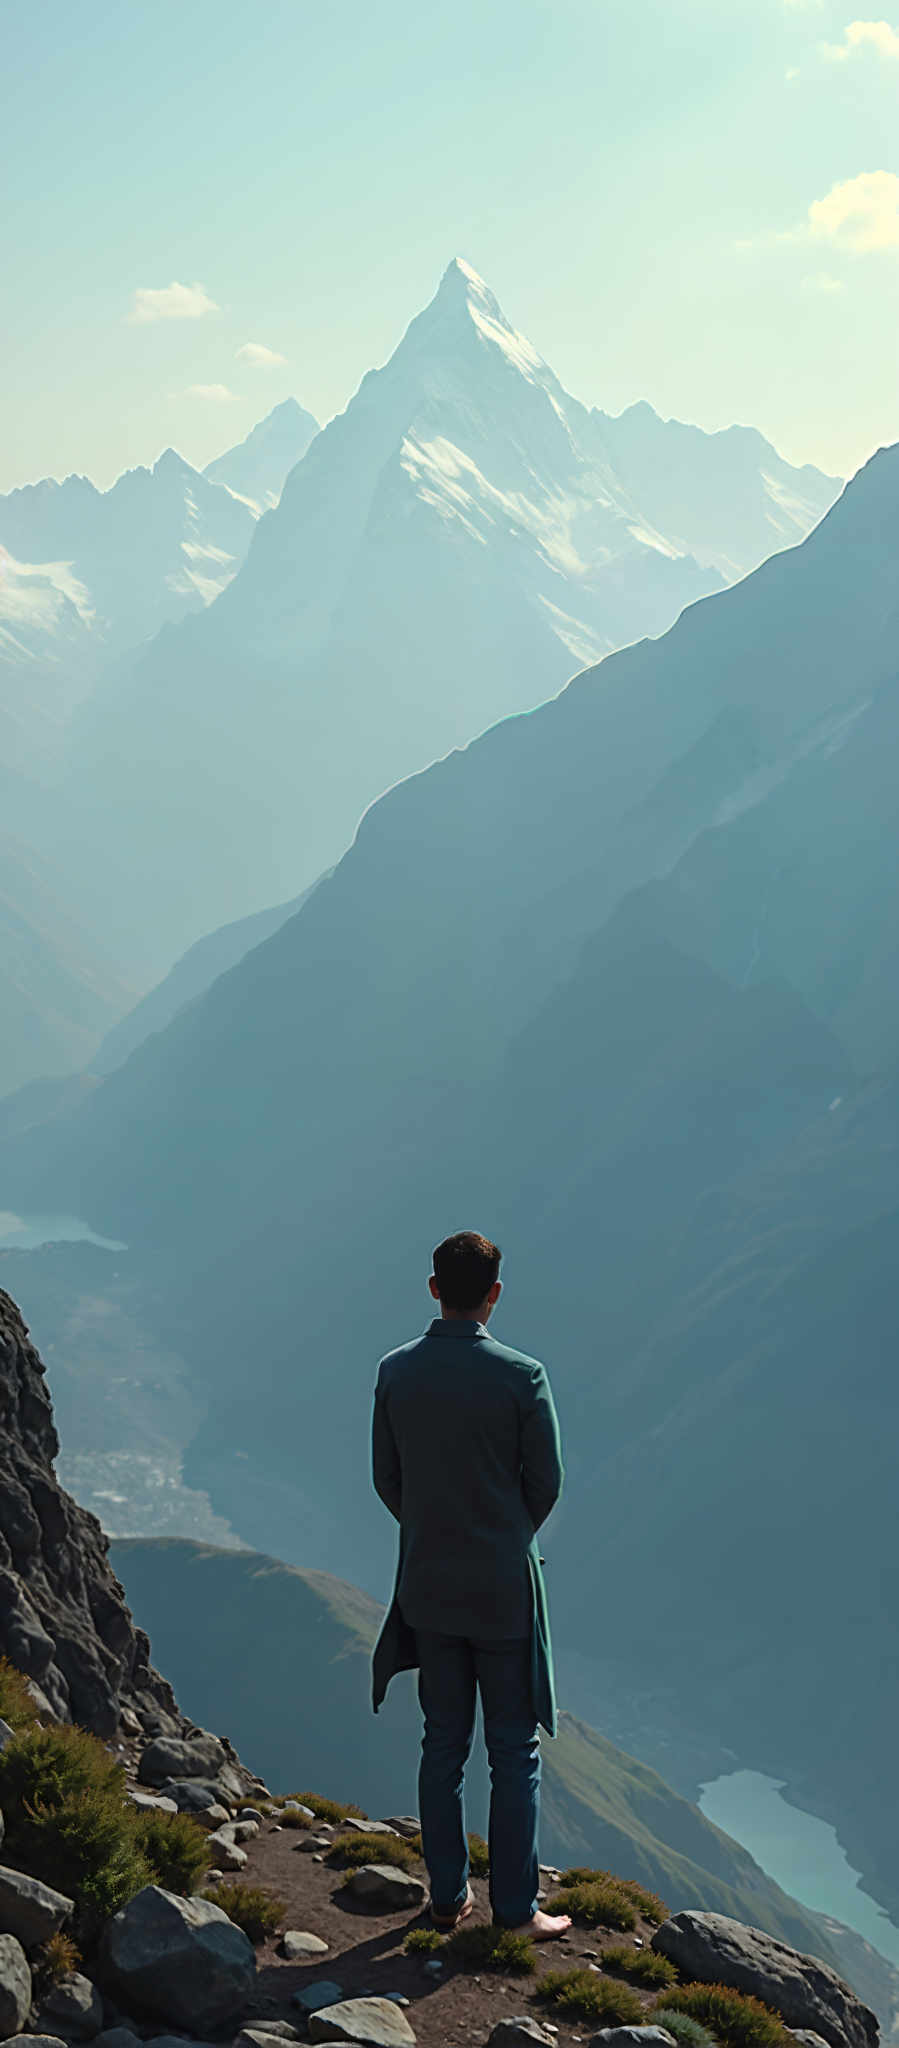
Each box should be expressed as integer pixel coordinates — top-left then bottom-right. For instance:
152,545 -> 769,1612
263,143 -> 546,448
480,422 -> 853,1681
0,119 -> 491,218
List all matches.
5,432 -> 897,1930
42,258 -> 839,975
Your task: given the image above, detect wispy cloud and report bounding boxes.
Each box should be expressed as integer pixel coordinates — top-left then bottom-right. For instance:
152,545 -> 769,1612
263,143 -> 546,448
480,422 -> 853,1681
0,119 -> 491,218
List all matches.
129,281 -> 219,323
186,383 -> 237,402
801,270 -> 847,290
808,169 -> 899,249
235,341 -> 288,368
821,17 -> 899,58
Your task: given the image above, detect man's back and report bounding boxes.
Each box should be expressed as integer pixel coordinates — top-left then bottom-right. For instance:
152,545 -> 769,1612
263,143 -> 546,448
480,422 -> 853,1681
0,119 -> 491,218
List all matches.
373,1315 -> 563,1639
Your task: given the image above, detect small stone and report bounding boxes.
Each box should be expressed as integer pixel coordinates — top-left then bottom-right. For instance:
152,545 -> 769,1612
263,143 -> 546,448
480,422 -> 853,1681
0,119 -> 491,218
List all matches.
238,1807 -> 265,1826
0,1864 -> 74,1949
235,2031 -> 304,2048
383,1817 -> 420,1840
383,1994 -> 410,2006
292,1981 -> 346,2014
279,1930 -> 329,1960
341,1865 -> 428,1912
232,1819 -> 260,1843
423,1960 -> 443,1975
295,1835 -> 333,1854
308,1998 -> 416,2045
486,2021 -> 558,2047
0,1933 -> 31,2037
338,1819 -> 399,1838
588,2033 -> 677,2048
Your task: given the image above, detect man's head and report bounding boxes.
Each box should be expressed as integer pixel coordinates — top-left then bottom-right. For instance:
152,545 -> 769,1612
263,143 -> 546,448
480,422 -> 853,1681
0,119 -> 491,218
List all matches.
429,1230 -> 502,1321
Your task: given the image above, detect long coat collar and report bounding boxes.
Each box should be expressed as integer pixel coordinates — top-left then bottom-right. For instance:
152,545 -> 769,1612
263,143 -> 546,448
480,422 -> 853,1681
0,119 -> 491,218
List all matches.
427,1317 -> 487,1339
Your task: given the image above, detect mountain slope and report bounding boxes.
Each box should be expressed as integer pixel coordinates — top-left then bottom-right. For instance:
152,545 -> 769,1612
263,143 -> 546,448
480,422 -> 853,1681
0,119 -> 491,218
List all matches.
110,1535 -> 842,1963
0,832 -> 135,1095
203,396 -> 320,512
55,260 -> 840,969
6,444 -> 897,1922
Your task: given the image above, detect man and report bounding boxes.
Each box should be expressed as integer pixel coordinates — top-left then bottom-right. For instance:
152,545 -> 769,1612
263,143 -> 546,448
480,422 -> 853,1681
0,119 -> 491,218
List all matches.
371,1230 -> 570,1939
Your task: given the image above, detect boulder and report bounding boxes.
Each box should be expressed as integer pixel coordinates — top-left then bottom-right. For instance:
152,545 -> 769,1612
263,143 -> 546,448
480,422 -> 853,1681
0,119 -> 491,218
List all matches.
0,1864 -> 73,1949
589,2033 -> 677,2048
279,1929 -> 329,1960
308,1998 -> 417,2045
101,1885 -> 255,2031
236,2024 -> 303,2043
126,1791 -> 178,1816
295,1835 -> 334,1854
486,2021 -> 559,2046
92,2030 -> 141,2048
292,1982 -> 346,2014
204,1829 -> 247,1871
3,2038 -> 68,2048
37,1971 -> 104,2039
158,1777 -> 229,1813
137,1733 -> 227,1786
652,1913 -> 878,2048
0,1933 -> 31,2037
232,1819 -> 259,1843
341,1865 -> 428,1912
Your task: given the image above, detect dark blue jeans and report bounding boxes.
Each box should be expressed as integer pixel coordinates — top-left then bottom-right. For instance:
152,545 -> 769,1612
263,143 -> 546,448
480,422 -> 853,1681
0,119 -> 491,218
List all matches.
415,1629 -> 540,1927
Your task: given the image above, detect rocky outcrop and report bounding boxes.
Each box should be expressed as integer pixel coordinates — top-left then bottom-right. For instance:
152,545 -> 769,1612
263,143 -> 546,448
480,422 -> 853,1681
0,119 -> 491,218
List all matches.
101,1886 -> 256,2030
652,1912 -> 879,2048
0,1290 -> 183,1738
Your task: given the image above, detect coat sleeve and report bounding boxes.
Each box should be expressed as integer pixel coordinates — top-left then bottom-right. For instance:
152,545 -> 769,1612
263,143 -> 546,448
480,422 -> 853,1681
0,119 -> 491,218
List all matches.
372,1363 -> 402,1521
520,1362 -> 564,1531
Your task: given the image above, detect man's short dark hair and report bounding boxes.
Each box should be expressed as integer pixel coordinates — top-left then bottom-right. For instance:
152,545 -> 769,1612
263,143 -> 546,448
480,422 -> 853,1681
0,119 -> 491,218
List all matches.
432,1230 -> 502,1312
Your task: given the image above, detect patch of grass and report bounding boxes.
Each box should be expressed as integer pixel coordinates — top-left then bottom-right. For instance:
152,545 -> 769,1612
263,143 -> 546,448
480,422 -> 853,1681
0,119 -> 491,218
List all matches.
449,1923 -> 537,1974
133,1807 -> 209,1894
556,1867 -> 667,1925
467,1831 -> 489,1877
293,1792 -> 366,1822
548,1877 -> 638,1931
0,1723 -> 152,1942
405,1927 -> 445,1955
279,1807 -> 315,1829
32,1931 -> 81,1994
653,2008 -> 719,2048
604,1942 -> 678,1987
330,1830 -> 417,1870
655,1985 -> 793,2048
208,1881 -> 287,1945
0,1657 -> 38,1733
537,1968 -> 645,2024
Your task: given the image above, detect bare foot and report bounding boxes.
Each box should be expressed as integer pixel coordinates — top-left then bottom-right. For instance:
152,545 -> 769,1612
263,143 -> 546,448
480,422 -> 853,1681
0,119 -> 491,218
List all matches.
515,1908 -> 572,1940
432,1881 -> 475,1931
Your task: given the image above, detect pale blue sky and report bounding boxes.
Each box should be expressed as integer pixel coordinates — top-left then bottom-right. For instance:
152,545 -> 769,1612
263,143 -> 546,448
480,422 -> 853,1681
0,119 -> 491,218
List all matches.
3,0 -> 897,491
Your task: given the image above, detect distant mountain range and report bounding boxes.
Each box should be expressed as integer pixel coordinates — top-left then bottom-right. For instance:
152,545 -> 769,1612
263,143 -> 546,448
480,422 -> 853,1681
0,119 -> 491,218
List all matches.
203,395 -> 319,513
7,434 -> 897,1929
46,259 -> 840,973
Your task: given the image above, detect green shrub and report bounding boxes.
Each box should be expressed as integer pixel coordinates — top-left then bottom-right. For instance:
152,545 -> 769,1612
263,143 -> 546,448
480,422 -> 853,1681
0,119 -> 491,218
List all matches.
537,1968 -> 645,2024
405,1927 -> 445,1955
548,1877 -> 638,1931
556,1867 -> 667,1925
653,2008 -> 719,2048
133,1807 -> 209,1894
0,1658 -> 38,1733
603,1942 -> 678,1987
450,1923 -> 537,1974
655,1984 -> 793,2048
279,1807 -> 314,1829
330,1830 -> 416,1870
0,1723 -> 151,1942
208,1881 -> 287,1944
293,1791 -> 365,1822
467,1832 -> 489,1877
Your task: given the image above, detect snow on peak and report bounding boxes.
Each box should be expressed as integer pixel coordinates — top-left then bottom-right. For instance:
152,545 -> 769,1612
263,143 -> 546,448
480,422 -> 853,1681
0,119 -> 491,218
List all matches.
432,257 -> 550,386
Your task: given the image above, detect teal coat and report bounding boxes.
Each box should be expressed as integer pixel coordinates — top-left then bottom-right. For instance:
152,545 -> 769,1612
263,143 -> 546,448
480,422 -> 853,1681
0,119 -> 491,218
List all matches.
371,1317 -> 563,1736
